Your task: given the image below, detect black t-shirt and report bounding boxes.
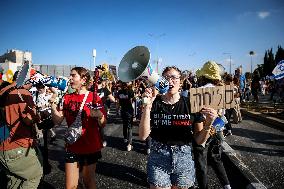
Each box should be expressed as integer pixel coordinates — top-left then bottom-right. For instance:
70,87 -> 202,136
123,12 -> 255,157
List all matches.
117,88 -> 134,111
150,95 -> 203,145
97,87 -> 111,103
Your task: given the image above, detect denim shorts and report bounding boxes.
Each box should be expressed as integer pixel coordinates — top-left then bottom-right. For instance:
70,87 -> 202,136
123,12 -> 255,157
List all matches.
147,140 -> 195,188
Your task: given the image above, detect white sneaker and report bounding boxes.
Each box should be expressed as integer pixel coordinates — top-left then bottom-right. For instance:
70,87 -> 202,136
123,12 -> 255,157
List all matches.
102,141 -> 107,147
146,148 -> 151,155
124,139 -> 128,143
224,185 -> 231,189
127,144 -> 133,151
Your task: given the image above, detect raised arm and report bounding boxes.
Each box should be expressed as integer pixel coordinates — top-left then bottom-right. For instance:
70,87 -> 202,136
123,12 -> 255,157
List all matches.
49,87 -> 64,125
139,87 -> 158,141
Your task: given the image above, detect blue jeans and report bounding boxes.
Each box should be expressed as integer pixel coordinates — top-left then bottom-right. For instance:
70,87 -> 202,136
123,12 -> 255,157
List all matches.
147,140 -> 195,188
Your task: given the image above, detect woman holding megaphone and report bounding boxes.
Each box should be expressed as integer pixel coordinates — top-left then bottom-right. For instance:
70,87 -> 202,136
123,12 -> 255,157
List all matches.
50,67 -> 106,189
139,66 -> 217,189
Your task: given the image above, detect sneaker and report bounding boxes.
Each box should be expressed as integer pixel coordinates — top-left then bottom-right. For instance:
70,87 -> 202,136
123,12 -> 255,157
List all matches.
126,144 -> 133,151
123,139 -> 128,143
102,141 -> 107,147
225,130 -> 232,137
146,148 -> 151,155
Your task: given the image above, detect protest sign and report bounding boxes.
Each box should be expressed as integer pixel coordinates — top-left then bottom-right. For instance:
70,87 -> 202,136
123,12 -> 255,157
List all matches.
189,85 -> 235,113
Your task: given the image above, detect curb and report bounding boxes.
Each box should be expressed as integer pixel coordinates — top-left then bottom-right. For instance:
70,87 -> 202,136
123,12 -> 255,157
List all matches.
221,142 -> 267,189
240,109 -> 284,131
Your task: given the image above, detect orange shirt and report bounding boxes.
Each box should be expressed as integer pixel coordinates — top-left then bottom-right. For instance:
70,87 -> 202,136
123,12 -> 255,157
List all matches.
0,84 -> 39,151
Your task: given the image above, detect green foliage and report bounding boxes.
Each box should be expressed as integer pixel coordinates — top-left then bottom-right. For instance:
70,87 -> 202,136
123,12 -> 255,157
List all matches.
263,48 -> 275,76
275,46 -> 284,65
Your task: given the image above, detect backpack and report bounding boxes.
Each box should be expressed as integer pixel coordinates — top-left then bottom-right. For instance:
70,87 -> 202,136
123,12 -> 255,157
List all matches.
0,86 -> 16,142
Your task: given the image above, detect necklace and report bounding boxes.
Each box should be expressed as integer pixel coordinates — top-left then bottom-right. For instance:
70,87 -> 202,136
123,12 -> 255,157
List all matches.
162,94 -> 180,105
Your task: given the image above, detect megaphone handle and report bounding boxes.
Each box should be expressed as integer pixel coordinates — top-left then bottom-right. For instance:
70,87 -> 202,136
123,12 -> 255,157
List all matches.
92,68 -> 100,106
142,97 -> 149,105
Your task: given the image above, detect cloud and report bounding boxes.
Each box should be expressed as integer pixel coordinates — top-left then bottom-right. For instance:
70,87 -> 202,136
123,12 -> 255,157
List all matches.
237,11 -> 271,21
258,11 -> 270,19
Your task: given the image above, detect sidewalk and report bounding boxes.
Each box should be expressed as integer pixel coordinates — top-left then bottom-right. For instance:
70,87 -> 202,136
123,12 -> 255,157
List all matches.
240,93 -> 284,130
241,93 -> 284,122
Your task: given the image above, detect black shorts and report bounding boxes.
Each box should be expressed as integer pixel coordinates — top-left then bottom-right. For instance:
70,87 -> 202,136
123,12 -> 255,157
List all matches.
65,151 -> 102,166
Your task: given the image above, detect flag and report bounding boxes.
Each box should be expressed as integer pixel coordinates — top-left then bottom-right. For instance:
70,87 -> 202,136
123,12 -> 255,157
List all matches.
272,60 -> 284,80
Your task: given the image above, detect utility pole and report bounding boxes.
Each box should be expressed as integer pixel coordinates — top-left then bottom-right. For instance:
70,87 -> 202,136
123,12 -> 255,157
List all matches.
92,49 -> 96,71
249,51 -> 255,73
223,52 -> 232,74
148,33 -> 166,73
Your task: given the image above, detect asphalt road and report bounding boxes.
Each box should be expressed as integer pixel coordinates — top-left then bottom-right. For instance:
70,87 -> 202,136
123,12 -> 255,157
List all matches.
39,113 -> 224,189
4,107 -> 282,189
225,116 -> 284,189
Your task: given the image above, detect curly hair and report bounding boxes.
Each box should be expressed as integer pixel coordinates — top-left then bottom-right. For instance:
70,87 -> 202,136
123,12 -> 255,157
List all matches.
71,67 -> 91,86
162,66 -> 182,76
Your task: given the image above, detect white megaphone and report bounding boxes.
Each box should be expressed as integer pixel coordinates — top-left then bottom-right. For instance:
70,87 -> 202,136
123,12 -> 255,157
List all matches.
118,46 -> 169,94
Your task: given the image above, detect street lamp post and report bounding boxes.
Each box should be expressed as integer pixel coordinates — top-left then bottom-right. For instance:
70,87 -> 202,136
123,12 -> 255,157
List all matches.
92,49 -> 96,71
148,33 -> 166,73
249,51 -> 255,73
223,52 -> 232,74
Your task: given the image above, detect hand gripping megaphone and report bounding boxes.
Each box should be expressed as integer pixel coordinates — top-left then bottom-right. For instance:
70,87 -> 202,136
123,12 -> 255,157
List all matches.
118,46 -> 169,94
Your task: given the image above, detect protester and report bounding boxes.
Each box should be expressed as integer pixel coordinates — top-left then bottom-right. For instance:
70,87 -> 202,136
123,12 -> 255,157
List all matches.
181,76 -> 192,97
251,71 -> 261,102
194,61 -> 231,189
97,80 -> 116,147
232,77 -> 242,123
117,82 -> 135,151
223,74 -> 234,136
0,72 -> 42,189
34,82 -> 56,142
50,67 -> 106,189
139,66 -> 217,189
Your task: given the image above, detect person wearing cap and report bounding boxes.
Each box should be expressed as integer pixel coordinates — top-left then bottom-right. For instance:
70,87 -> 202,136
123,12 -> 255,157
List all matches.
194,61 -> 231,189
139,66 -> 217,189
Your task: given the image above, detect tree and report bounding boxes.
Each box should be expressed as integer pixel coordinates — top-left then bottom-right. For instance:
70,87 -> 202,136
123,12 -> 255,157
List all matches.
263,48 -> 275,76
275,46 -> 284,65
255,64 -> 264,78
268,48 -> 276,75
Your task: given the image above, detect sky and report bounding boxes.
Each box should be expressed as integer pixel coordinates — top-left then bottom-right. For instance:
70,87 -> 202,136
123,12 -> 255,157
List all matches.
0,0 -> 284,75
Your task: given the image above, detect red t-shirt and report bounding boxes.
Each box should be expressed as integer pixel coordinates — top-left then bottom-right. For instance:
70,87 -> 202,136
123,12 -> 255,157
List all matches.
63,92 -> 106,154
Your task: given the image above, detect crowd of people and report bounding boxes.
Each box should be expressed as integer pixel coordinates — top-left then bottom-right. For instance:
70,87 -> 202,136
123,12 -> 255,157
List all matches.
0,60 -> 283,189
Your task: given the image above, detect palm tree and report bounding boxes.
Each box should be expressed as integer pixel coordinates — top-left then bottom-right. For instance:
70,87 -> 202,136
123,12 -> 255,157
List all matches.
249,51 -> 255,73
